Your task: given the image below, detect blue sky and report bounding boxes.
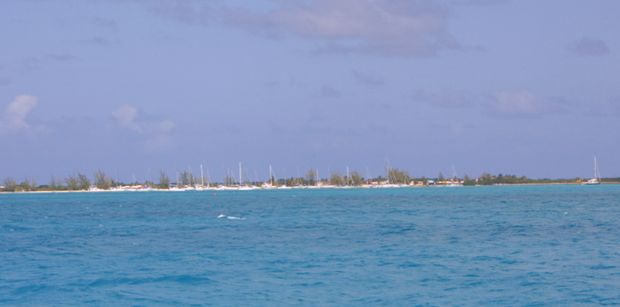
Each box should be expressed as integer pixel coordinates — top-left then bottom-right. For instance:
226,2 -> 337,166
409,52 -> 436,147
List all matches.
1,0 -> 619,182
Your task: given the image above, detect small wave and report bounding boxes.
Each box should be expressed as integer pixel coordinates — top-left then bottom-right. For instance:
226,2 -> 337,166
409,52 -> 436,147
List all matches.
12,284 -> 52,295
590,264 -> 616,270
217,214 -> 245,220
88,275 -> 212,287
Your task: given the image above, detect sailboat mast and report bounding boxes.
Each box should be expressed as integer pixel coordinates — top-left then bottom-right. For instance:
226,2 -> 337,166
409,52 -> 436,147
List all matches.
200,164 -> 205,186
316,168 -> 319,186
594,156 -> 600,180
386,161 -> 391,184
239,162 -> 242,186
206,168 -> 210,187
346,166 -> 350,186
269,164 -> 273,185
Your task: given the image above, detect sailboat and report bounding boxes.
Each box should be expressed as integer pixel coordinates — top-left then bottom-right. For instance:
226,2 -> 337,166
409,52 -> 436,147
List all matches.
446,165 -> 463,187
237,162 -> 257,190
262,165 -> 275,189
195,164 -> 208,191
583,156 -> 601,185
169,171 -> 184,191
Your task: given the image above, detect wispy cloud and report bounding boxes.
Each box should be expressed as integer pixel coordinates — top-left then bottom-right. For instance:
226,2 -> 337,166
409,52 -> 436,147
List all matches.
11,54 -> 77,72
18,57 -> 42,72
0,95 -> 39,133
82,35 -> 119,46
0,77 -> 10,86
450,0 -> 509,6
413,89 -> 481,108
113,105 -> 175,134
488,91 -> 563,117
151,0 -> 460,57
320,85 -> 342,98
569,37 -> 610,57
585,96 -> 620,117
112,105 -> 141,132
112,105 -> 175,151
417,89 -> 570,118
47,54 -> 78,62
91,16 -> 117,30
352,70 -> 384,86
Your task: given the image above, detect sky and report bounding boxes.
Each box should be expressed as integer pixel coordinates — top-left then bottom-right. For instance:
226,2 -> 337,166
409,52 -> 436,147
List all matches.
1,0 -> 619,182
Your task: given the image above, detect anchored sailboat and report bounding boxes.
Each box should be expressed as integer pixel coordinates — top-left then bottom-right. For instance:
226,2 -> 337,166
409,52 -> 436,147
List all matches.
195,164 -> 208,190
236,162 -> 258,190
584,156 -> 601,185
447,165 -> 463,187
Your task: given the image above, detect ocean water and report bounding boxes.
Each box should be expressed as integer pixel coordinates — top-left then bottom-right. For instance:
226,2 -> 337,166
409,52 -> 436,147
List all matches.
1,185 -> 619,306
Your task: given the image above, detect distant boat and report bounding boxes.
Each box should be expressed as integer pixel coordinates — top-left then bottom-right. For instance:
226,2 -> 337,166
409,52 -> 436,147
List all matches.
263,164 -> 275,188
195,164 -> 208,191
447,165 -> 463,187
583,156 -> 601,185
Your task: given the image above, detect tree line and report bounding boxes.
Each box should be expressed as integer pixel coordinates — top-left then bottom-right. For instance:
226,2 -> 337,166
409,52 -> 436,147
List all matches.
0,168 -> 413,192
1,169 -> 616,192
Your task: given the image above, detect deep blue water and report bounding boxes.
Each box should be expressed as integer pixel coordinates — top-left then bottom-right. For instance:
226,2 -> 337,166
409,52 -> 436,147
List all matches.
1,185 -> 620,306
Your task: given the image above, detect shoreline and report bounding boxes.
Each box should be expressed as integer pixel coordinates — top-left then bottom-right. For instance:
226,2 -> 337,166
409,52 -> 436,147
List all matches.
1,182 -> 619,195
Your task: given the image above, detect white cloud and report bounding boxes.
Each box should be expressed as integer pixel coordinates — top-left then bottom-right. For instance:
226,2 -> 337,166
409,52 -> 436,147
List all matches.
1,95 -> 38,132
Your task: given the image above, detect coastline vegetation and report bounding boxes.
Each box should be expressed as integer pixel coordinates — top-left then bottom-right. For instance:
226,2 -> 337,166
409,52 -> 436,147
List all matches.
1,168 -> 618,193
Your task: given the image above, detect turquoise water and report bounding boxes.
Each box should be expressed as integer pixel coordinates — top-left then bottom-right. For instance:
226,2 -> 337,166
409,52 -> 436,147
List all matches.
1,185 -> 619,305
